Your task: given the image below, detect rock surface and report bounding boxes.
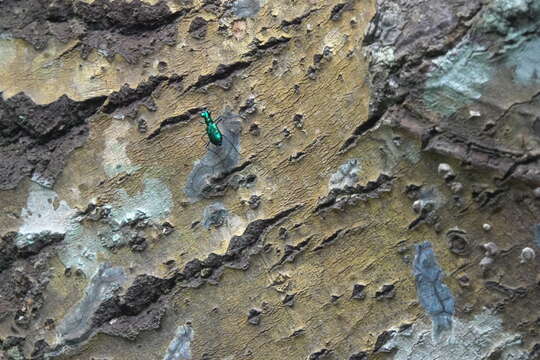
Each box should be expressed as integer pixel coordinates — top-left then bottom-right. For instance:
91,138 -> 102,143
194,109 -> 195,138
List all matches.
0,0 -> 539,359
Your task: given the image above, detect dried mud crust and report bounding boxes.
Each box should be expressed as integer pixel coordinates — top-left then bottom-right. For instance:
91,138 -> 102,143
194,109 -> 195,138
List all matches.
0,93 -> 105,190
45,205 -> 302,357
350,0 -> 540,186
0,0 -> 189,63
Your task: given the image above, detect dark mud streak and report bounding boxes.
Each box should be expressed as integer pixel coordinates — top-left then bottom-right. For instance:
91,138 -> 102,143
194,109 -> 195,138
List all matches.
182,36 -> 290,92
102,74 -> 184,117
314,174 -> 394,214
281,9 -> 318,28
271,236 -> 312,269
0,232 -> 63,330
0,92 -> 106,189
146,106 -> 203,140
0,0 -> 191,63
186,61 -> 253,92
243,36 -> 291,58
313,226 -> 365,251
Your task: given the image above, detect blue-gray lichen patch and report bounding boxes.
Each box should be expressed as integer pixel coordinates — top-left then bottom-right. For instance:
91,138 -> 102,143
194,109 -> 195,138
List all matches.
163,324 -> 193,360
202,202 -> 230,229
413,242 -> 454,340
184,113 -> 242,202
232,0 -> 261,18
534,224 -> 540,248
56,263 -> 127,345
505,37 -> 540,86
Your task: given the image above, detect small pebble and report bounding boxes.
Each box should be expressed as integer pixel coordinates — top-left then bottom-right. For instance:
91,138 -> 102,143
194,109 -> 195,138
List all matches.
247,309 -> 261,325
437,163 -> 455,181
137,118 -> 148,133
533,187 -> 540,199
469,110 -> 481,119
249,123 -> 260,137
458,275 -> 470,288
481,242 -> 498,257
520,247 -> 536,264
412,200 -> 423,213
200,268 -> 212,278
482,223 -> 492,232
449,182 -> 463,194
247,195 -> 261,210
484,120 -> 496,131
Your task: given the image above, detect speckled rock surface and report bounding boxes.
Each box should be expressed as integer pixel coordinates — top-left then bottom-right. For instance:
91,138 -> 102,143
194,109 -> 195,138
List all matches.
0,0 -> 539,359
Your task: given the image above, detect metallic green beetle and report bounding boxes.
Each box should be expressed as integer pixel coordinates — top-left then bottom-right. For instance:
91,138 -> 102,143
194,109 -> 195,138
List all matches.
200,109 -> 223,146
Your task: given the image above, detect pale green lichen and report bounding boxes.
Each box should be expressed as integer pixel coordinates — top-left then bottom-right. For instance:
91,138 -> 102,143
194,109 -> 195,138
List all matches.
424,44 -> 492,117
60,221 -> 103,276
424,0 -> 540,116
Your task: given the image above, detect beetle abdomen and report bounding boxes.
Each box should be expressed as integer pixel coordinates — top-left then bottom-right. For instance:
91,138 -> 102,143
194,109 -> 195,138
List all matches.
207,123 -> 223,146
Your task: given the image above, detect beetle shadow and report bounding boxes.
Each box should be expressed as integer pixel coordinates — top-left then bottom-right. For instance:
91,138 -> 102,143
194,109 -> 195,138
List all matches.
184,111 -> 242,202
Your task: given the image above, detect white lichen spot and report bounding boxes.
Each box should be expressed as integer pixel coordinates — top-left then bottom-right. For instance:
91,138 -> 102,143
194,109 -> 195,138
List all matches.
329,159 -> 361,190
383,311 -> 529,360
103,119 -> 141,177
373,46 -> 395,66
60,221 -> 102,276
323,29 -> 348,55
18,183 -> 75,236
111,178 -> 173,226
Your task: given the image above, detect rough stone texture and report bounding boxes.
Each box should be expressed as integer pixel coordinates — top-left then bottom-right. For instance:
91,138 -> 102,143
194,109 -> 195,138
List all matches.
0,93 -> 105,189
1,0 -> 540,359
358,0 -> 540,186
0,0 -> 187,63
